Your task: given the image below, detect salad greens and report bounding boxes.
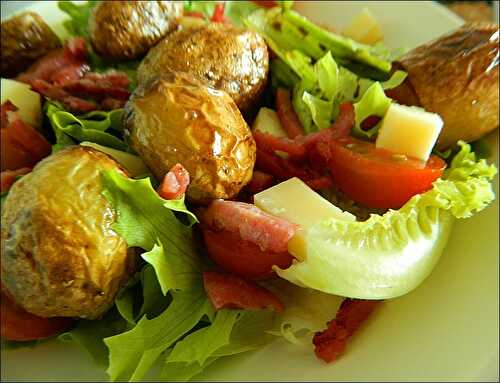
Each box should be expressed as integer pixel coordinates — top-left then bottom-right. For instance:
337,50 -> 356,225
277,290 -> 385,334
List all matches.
276,142 -> 497,298
45,102 -> 127,152
245,6 -> 407,135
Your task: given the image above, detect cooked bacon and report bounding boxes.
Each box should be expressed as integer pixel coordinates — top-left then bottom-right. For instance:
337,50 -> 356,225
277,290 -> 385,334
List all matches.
17,37 -> 88,85
253,130 -> 307,160
0,168 -> 31,192
245,170 -> 275,194
313,299 -> 381,363
203,271 -> 284,312
17,38 -> 130,113
6,111 -> 51,159
200,199 -> 299,253
276,88 -> 305,138
305,175 -> 334,191
158,163 -> 190,200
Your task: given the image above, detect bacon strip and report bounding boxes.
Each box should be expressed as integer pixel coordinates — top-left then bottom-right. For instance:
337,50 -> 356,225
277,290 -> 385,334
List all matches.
200,200 -> 299,253
0,168 -> 31,193
158,163 -> 190,200
203,271 -> 284,312
276,88 -> 305,138
313,299 -> 381,363
17,38 -> 130,113
245,170 -> 275,194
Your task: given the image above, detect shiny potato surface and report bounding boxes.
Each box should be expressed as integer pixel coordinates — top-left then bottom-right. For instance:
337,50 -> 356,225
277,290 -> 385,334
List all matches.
89,0 -> 183,61
1,12 -> 61,77
137,23 -> 269,116
1,147 -> 133,319
123,71 -> 256,204
396,22 -> 499,149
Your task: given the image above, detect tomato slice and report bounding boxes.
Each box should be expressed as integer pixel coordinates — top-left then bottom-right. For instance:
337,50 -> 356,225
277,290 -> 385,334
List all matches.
329,136 -> 446,209
1,290 -> 74,341
202,229 -> 293,279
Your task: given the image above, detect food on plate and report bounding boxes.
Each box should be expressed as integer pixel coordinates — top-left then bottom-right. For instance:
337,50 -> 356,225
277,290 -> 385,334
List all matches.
0,1 -> 498,381
137,23 -> 269,116
89,0 -> 183,61
387,22 -> 499,149
1,146 -> 133,319
123,70 -> 256,204
1,12 -> 61,77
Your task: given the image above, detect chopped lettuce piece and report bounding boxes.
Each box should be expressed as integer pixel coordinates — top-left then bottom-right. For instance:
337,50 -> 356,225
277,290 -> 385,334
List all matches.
302,92 -> 333,129
315,51 -> 339,100
352,82 -> 392,139
45,102 -> 127,152
184,1 -> 260,26
58,1 -> 97,38
275,142 -> 497,299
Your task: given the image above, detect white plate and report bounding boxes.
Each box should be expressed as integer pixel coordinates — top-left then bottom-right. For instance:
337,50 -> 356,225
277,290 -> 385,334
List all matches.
1,1 -> 499,381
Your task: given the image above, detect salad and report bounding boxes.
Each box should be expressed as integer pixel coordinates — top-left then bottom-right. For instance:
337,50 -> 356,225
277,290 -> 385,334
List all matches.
1,1 -> 498,381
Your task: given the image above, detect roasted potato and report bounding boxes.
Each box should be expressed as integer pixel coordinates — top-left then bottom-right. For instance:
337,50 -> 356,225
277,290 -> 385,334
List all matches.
137,23 -> 269,116
387,22 -> 499,149
1,147 -> 133,319
89,0 -> 183,61
1,12 -> 61,77
123,71 -> 256,204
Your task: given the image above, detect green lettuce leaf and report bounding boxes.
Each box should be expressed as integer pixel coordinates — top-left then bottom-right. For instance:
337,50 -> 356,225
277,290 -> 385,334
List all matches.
302,92 -> 333,130
161,310 -> 277,382
184,1 -> 260,26
352,82 -> 391,139
101,170 -> 200,293
275,142 -> 497,299
105,289 -> 212,382
46,102 -> 127,152
58,1 -> 97,38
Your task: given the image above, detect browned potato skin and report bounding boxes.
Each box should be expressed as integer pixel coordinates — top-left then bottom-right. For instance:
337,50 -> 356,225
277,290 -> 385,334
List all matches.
1,147 -> 134,319
89,1 -> 183,61
123,71 -> 256,204
390,22 -> 499,150
1,12 -> 61,77
137,23 -> 269,116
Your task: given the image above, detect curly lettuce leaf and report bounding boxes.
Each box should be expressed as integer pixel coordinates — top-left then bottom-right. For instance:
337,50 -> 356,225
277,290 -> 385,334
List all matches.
46,102 -> 127,152
101,170 -> 199,293
275,142 -> 497,299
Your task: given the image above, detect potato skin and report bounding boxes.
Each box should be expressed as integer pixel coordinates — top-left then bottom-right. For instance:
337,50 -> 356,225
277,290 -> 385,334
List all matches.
89,1 -> 183,61
123,71 -> 256,204
1,147 -> 133,319
396,22 -> 499,149
137,23 -> 269,116
1,12 -> 61,77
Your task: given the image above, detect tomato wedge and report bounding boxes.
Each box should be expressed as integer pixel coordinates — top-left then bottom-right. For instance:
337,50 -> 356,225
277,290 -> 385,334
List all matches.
1,290 -> 74,341
329,136 -> 446,209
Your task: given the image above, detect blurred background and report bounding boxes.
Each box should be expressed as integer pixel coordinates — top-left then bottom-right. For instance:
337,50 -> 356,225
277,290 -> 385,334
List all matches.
439,1 -> 498,22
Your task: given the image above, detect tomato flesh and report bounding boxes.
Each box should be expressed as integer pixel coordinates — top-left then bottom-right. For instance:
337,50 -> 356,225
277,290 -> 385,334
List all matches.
329,136 -> 446,209
1,290 -> 74,341
202,229 -> 293,280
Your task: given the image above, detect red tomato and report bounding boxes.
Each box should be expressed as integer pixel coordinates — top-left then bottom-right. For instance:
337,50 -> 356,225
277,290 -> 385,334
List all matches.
252,0 -> 278,8
1,290 -> 74,341
329,136 -> 446,209
202,229 -> 294,280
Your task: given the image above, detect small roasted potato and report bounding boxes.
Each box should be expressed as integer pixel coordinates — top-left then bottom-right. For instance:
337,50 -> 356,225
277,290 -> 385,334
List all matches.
89,0 -> 183,61
387,22 -> 499,149
1,12 -> 61,77
123,71 -> 256,204
137,23 -> 269,116
1,147 -> 133,319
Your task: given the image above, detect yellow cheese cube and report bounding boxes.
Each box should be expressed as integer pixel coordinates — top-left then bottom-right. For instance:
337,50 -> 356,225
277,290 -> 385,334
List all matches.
342,8 -> 383,45
254,177 -> 355,260
375,103 -> 443,161
1,78 -> 42,128
252,107 -> 287,138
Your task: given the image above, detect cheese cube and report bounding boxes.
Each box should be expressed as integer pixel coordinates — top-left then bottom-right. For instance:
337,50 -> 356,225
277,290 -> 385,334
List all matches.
1,78 -> 42,128
375,103 -> 443,161
252,107 -> 287,138
254,177 -> 355,260
342,8 -> 383,45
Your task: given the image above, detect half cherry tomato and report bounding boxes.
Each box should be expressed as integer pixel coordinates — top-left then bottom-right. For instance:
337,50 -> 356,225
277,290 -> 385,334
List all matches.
329,136 -> 446,209
1,290 -> 74,341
